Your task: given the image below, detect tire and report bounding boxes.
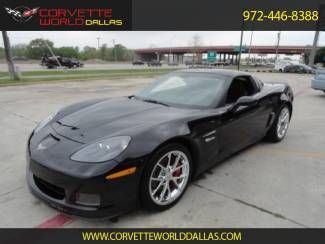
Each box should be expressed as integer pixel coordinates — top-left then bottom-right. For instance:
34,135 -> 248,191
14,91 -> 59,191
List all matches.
266,105 -> 291,142
140,143 -> 192,211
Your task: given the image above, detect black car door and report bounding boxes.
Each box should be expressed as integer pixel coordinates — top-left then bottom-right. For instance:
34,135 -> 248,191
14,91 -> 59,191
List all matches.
218,75 -> 272,157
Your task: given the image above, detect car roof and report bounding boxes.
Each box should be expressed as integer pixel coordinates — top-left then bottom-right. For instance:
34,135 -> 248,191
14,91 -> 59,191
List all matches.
176,69 -> 250,78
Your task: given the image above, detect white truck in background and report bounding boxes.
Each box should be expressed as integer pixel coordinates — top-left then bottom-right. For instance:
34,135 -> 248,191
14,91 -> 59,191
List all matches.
274,59 -> 299,72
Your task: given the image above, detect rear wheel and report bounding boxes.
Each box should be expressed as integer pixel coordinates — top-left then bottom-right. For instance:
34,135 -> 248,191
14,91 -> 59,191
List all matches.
140,143 -> 192,211
266,105 -> 291,142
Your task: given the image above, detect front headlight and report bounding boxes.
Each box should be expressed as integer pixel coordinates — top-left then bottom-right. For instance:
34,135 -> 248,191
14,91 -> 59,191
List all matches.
34,111 -> 58,134
70,136 -> 131,163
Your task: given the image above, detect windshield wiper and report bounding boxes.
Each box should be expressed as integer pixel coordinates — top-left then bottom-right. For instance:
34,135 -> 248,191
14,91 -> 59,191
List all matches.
142,99 -> 170,107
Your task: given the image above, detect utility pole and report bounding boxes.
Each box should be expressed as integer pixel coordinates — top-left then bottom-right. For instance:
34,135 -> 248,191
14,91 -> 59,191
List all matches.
247,31 -> 254,64
112,39 -> 117,62
96,37 -> 101,49
41,38 -> 62,68
275,31 -> 281,63
309,30 -> 319,66
169,35 -> 176,64
237,30 -> 244,70
2,31 -> 19,80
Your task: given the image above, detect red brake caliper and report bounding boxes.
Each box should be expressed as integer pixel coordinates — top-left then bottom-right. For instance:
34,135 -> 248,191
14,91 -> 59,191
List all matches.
172,165 -> 182,177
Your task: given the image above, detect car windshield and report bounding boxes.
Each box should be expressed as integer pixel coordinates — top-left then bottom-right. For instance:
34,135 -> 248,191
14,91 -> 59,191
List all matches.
135,72 -> 226,108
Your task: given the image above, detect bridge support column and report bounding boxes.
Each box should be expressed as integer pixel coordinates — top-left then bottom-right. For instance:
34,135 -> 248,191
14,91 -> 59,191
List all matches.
178,54 -> 184,64
156,52 -> 161,61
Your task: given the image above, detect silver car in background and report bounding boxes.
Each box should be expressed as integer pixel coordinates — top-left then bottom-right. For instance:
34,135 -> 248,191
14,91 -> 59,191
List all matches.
312,69 -> 325,93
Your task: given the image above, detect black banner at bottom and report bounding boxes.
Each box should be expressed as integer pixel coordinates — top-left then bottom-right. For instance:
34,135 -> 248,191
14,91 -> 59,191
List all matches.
0,229 -> 324,244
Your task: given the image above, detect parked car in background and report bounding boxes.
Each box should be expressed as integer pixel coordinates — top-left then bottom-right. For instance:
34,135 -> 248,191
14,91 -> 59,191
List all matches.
284,64 -> 314,74
132,60 -> 145,65
41,56 -> 83,69
311,69 -> 325,93
147,60 -> 162,67
274,60 -> 298,72
167,62 -> 179,66
185,60 -> 202,66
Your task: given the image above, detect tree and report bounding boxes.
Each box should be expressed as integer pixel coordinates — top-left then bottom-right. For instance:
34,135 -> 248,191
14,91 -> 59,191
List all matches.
80,46 -> 98,60
11,44 -> 27,57
54,46 -> 79,58
26,38 -> 54,59
314,46 -> 325,65
99,44 -> 112,60
189,34 -> 203,63
112,44 -> 134,61
7,38 -> 135,61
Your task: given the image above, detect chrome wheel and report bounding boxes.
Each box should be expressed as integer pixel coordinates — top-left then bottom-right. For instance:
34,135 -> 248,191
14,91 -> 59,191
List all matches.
277,107 -> 290,139
149,150 -> 190,206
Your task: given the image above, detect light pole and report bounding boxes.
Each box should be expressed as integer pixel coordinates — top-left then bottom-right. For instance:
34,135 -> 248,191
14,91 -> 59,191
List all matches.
247,31 -> 254,64
112,39 -> 117,62
237,30 -> 244,70
275,31 -> 281,63
169,35 -> 176,64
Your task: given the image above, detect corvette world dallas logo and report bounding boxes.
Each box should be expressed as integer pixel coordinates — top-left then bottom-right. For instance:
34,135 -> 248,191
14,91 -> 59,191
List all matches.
4,6 -> 124,27
5,6 -> 39,23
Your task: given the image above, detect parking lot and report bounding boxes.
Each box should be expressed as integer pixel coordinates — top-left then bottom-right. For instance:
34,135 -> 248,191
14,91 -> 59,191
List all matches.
0,71 -> 324,228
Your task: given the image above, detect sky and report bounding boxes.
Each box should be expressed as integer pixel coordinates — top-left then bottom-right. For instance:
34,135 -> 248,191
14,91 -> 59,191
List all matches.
1,31 -> 324,49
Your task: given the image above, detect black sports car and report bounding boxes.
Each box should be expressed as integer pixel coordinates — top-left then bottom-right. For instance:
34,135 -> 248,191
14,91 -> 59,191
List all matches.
26,69 -> 294,218
284,64 -> 314,74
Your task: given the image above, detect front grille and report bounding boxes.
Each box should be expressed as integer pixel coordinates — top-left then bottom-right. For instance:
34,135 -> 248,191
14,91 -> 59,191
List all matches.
33,175 -> 65,200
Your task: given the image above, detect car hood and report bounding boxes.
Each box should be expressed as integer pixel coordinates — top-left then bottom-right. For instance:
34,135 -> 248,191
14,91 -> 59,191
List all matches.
51,97 -> 193,143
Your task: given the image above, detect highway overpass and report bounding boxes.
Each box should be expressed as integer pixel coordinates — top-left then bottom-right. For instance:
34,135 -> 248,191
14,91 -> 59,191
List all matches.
134,45 -> 312,64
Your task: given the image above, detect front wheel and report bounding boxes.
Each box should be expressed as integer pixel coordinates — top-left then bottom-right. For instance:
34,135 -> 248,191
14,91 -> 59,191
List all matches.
266,105 -> 291,142
140,143 -> 192,211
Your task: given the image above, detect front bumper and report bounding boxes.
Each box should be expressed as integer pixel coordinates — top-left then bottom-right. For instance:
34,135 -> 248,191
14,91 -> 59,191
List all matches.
27,155 -> 140,218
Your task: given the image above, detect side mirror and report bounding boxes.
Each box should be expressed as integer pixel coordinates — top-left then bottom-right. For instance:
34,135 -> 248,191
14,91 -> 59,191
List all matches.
228,96 -> 256,112
236,96 -> 256,106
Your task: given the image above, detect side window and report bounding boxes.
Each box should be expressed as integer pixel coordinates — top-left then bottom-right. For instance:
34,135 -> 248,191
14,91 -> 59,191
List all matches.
226,76 -> 258,104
